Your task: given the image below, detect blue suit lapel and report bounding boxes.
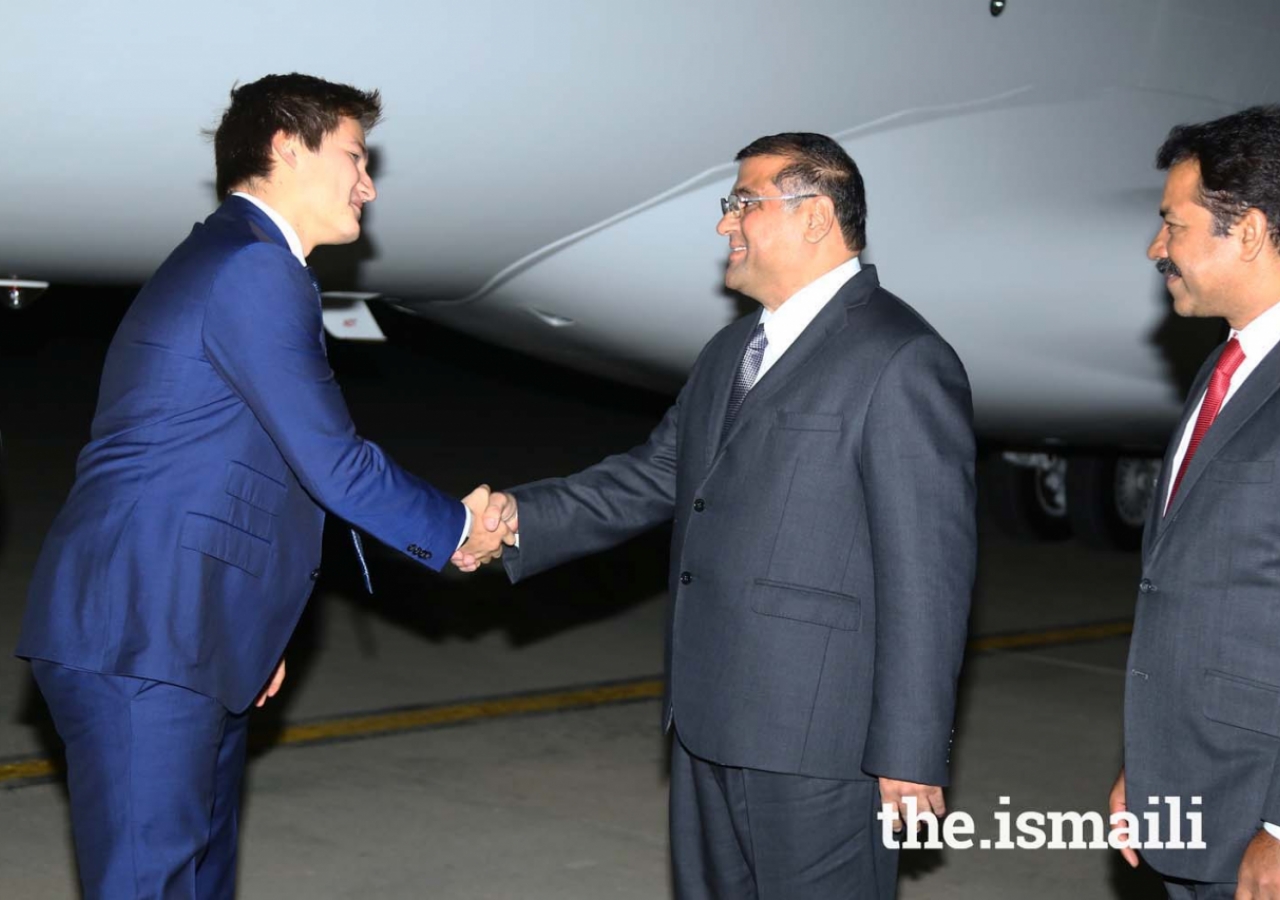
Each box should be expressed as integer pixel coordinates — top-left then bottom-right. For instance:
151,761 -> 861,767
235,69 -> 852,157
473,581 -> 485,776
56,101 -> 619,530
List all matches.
209,198 -> 373,591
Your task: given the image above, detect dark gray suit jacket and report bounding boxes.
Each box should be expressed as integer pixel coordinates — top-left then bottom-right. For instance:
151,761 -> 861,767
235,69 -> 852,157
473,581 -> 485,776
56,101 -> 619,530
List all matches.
504,265 -> 976,785
1127,337 -> 1280,881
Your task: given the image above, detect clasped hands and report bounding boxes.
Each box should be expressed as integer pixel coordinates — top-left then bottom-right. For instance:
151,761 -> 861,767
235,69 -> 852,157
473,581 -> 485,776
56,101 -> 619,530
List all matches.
451,485 -> 519,573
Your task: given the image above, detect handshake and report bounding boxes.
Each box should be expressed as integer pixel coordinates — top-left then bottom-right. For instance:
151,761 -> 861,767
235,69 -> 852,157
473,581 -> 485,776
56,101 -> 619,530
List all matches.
450,485 -> 519,573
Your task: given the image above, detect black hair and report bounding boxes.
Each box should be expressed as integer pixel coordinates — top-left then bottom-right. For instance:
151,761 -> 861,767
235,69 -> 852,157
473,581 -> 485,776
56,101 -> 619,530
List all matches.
736,132 -> 867,251
1157,105 -> 1280,247
212,73 -> 382,200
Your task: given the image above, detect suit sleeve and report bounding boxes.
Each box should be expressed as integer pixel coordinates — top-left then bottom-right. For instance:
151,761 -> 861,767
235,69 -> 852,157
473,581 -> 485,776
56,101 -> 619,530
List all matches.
859,333 -> 977,786
502,392 -> 681,583
201,243 -> 465,570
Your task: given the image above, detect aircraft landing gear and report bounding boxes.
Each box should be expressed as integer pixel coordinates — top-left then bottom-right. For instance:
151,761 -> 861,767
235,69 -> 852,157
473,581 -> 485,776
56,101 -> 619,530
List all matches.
1066,455 -> 1160,551
984,453 -> 1071,542
985,452 -> 1160,551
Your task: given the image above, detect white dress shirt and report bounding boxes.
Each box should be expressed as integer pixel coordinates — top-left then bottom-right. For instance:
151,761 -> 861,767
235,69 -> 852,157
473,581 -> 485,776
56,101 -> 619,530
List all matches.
230,191 -> 472,549
753,257 -> 862,386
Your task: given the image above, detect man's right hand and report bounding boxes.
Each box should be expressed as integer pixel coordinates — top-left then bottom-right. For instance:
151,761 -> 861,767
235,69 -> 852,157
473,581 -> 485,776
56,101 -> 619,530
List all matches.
1110,768 -> 1140,868
451,485 -> 511,572
483,491 -> 519,541
450,487 -> 519,572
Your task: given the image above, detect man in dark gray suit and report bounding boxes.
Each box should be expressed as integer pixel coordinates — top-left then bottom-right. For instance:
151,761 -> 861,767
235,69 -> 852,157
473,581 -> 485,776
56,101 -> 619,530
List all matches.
1110,106 -> 1280,899
458,133 -> 976,899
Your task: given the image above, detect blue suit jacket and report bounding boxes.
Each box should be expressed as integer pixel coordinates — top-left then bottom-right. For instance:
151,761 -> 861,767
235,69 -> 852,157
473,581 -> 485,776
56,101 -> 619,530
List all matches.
17,197 -> 465,712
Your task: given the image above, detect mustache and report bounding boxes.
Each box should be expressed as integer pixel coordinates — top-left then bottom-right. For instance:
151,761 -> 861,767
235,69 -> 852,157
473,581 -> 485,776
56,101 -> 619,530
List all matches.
1156,257 -> 1182,279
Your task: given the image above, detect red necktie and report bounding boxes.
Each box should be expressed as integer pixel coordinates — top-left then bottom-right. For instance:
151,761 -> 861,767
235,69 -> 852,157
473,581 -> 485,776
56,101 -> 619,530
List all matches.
1166,337 -> 1246,513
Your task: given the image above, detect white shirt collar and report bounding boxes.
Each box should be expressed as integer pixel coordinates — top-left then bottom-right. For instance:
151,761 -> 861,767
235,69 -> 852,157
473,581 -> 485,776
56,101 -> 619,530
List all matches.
231,192 -> 307,265
1230,298 -> 1280,364
751,257 -> 861,384
759,257 -> 860,344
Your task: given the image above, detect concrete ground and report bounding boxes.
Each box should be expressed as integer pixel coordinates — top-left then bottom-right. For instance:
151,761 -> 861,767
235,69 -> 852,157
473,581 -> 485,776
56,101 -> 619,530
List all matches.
0,289 -> 1167,898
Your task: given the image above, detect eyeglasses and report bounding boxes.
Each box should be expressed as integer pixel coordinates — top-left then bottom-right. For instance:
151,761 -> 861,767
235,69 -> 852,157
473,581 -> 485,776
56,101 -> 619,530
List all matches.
719,193 -> 819,216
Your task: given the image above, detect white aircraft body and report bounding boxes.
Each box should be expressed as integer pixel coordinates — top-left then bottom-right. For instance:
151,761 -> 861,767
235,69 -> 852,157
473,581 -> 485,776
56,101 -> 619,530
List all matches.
5,0 -> 1279,546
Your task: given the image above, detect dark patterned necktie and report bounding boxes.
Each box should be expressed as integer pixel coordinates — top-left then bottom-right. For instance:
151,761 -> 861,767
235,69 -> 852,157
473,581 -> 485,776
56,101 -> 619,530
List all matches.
305,266 -> 373,593
1165,337 -> 1246,514
721,323 -> 768,444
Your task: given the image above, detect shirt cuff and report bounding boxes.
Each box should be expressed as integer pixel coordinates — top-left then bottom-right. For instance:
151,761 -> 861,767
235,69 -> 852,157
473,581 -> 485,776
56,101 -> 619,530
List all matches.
456,505 -> 472,551
1264,822 -> 1280,841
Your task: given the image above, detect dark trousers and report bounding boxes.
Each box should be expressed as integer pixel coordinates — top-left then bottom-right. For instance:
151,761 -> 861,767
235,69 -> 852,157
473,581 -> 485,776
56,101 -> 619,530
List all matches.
670,732 -> 898,900
32,660 -> 249,900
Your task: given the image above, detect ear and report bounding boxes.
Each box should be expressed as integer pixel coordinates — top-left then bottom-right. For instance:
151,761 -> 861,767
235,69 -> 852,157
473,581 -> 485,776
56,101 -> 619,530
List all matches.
1237,207 -> 1276,263
804,196 -> 837,244
270,130 -> 303,172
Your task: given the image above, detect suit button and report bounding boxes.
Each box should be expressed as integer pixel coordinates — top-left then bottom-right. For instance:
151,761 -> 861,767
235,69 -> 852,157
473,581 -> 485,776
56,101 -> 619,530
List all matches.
422,550 -> 432,560
1139,578 -> 1157,594
680,572 -> 692,585
310,568 -> 320,580
693,499 -> 705,512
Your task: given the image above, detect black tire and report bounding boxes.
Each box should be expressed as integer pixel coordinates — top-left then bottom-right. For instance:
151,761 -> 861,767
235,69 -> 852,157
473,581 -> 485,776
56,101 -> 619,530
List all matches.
982,455 -> 1072,542
1065,455 -> 1158,551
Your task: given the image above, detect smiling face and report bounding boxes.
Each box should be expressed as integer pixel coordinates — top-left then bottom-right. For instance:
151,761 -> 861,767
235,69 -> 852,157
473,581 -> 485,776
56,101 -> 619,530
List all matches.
291,116 -> 376,252
715,154 -> 813,310
1148,158 -> 1246,325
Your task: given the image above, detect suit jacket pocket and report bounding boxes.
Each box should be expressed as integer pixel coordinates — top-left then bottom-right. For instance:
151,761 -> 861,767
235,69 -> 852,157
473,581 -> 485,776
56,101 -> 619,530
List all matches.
751,578 -> 861,631
1203,669 -> 1280,738
1207,460 -> 1274,484
180,512 -> 271,577
225,461 -> 287,513
774,411 -> 843,432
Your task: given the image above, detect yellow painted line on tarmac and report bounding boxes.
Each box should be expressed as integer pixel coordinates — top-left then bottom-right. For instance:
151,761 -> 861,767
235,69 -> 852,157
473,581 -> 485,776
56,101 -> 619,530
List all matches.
0,678 -> 665,790
0,619 -> 1133,790
272,678 -> 664,748
0,757 -> 59,783
966,619 -> 1133,653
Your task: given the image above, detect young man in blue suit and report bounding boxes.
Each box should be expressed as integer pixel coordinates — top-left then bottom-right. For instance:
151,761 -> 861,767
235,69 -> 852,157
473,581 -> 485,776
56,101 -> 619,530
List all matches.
17,73 -> 507,899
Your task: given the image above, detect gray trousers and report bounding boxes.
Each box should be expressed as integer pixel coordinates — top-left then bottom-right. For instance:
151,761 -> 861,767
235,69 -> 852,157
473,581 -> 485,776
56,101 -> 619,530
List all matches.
670,732 -> 898,900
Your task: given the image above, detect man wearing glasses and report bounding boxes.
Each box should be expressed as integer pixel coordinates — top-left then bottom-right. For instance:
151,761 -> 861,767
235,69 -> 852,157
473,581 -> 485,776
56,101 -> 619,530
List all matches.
464,132 -> 976,898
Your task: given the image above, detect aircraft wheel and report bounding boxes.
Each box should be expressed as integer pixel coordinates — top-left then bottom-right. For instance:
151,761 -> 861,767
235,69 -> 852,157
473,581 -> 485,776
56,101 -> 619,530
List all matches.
983,454 -> 1071,541
1065,455 -> 1159,551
